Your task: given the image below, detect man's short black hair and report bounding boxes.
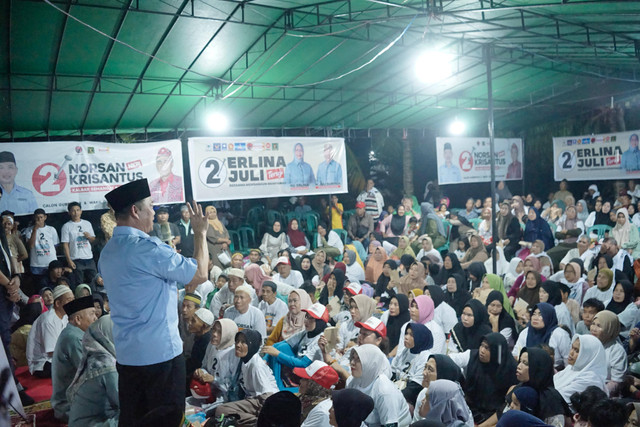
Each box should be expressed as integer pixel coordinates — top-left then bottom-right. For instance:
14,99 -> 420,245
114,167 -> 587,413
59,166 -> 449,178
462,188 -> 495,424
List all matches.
34,208 -> 46,216
588,399 -> 627,427
67,201 -> 81,212
300,281 -> 316,298
583,298 -> 605,311
1,210 -> 14,217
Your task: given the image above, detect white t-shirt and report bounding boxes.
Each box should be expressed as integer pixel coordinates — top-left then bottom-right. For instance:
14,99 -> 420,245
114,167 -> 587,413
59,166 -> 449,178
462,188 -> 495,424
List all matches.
512,327 -> 571,368
61,219 -> 95,260
258,298 -> 288,329
301,398 -> 332,427
286,331 -> 323,362
272,270 -> 304,288
24,225 -> 59,268
26,309 -> 68,373
223,305 -> 267,339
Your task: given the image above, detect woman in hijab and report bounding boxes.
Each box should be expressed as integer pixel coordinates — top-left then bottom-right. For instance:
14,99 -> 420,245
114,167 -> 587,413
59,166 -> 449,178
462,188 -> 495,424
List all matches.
346,344 -> 411,426
504,257 -> 524,292
434,254 -> 464,287
467,262 -> 486,293
75,283 -> 92,298
496,410 -> 550,427
413,380 -> 474,426
486,290 -> 518,349
343,249 -> 365,283
319,269 -> 346,306
196,319 -> 239,396
297,255 -> 315,282
338,295 -> 376,351
365,243 -> 388,284
395,295 -> 446,356
391,236 -> 416,261
380,204 -> 409,246
415,356 -> 469,422
459,235 -> 488,270
553,334 -> 607,406
508,256 -> 543,302
329,388 -> 375,427
582,267 -> 614,306
394,261 -> 427,296
260,221 -> 289,265
576,200 -> 589,223
264,303 -> 328,392
511,347 -> 570,425
205,205 -> 231,269
67,316 -> 119,426
496,201 -> 522,261
391,323 -> 434,406
613,207 -> 640,256
547,205 -> 584,267
517,270 -> 542,310
607,280 -> 638,334
590,310 -> 627,393
215,329 -> 279,425
287,219 -> 310,257
444,274 -> 472,318
539,280 -> 574,335
10,303 -> 43,367
266,289 -> 313,346
478,207 -> 493,245
419,202 -> 447,249
452,333 -> 518,424
310,249 -> 331,280
425,285 -> 457,335
244,263 -> 272,294
375,260 -> 397,302
399,253 -> 416,276
512,303 -> 571,368
594,200 -> 616,227
382,294 -> 411,352
523,208 -> 554,252
448,299 -> 492,354
560,261 -> 587,305
93,293 -> 108,318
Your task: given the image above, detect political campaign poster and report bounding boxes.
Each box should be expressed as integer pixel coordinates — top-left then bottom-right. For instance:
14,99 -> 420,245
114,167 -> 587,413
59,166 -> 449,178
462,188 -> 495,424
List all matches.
0,140 -> 185,215
435,137 -> 524,185
187,137 -> 348,201
553,130 -> 640,181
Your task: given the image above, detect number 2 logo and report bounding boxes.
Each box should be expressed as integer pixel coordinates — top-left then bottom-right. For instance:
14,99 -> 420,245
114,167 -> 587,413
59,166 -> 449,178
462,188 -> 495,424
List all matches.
32,163 -> 67,196
558,151 -> 576,171
198,158 -> 228,188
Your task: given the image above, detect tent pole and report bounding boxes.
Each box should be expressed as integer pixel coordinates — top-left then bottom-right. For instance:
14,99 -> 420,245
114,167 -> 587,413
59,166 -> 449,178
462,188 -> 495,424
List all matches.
485,44 -> 497,274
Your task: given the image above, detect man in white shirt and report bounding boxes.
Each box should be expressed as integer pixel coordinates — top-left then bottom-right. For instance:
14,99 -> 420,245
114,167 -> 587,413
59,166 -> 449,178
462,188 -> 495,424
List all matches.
210,267 -> 258,318
224,285 -> 267,339
61,202 -> 97,284
26,285 -> 74,377
23,209 -> 59,276
272,256 -> 303,288
258,281 -> 288,334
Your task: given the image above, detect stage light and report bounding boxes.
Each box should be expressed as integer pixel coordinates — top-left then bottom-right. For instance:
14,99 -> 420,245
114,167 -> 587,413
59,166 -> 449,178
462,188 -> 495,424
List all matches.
205,112 -> 229,133
449,118 -> 466,135
415,51 -> 454,83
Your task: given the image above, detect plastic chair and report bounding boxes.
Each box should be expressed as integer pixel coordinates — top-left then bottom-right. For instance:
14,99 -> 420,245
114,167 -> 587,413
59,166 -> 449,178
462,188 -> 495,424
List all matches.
304,212 -> 318,234
333,228 -> 348,244
228,230 -> 241,253
285,211 -> 299,224
237,226 -> 256,252
342,209 -> 356,228
436,220 -> 452,255
469,218 -> 482,230
267,210 -> 284,226
587,225 -> 612,240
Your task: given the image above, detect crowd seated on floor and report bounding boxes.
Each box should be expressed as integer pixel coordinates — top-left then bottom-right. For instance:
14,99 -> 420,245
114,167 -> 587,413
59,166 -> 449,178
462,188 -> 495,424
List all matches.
8,177 -> 640,426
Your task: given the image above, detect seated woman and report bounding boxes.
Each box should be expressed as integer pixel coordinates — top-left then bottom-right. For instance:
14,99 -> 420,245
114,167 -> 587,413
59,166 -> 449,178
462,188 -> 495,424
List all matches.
512,303 -> 571,368
392,261 -> 426,296
346,344 -> 412,426
379,204 -> 410,246
590,310 -> 627,395
433,254 -> 465,287
507,256 -> 544,304
607,279 -> 639,336
553,335 -> 607,408
582,267 -> 614,307
343,249 -> 365,283
215,329 -> 279,425
374,260 -> 398,302
295,361 -> 339,426
485,290 -> 518,349
467,262 -> 486,293
477,208 -> 493,245
337,294 -> 376,352
558,261 -> 587,305
448,299 -> 492,354
260,221 -> 289,264
494,201 -> 522,261
380,295 -> 411,353
612,208 -> 640,258
444,274 -> 472,318
396,295 -> 446,355
425,285 -> 457,336
390,323 -> 434,406
412,379 -> 474,426
530,240 -> 554,278
504,257 -> 524,293
194,319 -> 239,399
539,280 -> 574,335
449,332 -> 518,426
510,347 -> 570,425
547,205 -> 584,268
459,235 -> 489,270
421,354 -> 464,391
67,316 -> 119,427
365,242 -> 388,284
263,302 -> 328,391
286,219 -> 311,258
523,208 -> 554,254
390,236 -> 416,261
265,289 -> 313,346
515,271 -> 543,322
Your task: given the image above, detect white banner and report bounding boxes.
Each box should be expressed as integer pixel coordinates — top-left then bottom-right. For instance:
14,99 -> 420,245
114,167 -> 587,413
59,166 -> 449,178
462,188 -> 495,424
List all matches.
0,140 -> 185,215
553,130 -> 640,181
188,137 -> 348,201
435,137 -> 524,185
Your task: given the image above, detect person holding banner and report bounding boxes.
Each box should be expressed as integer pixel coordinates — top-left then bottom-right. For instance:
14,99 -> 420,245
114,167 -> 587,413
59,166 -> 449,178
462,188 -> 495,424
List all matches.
284,143 -> 315,187
622,134 -> 640,172
316,143 -> 343,186
439,143 -> 462,184
0,151 -> 38,215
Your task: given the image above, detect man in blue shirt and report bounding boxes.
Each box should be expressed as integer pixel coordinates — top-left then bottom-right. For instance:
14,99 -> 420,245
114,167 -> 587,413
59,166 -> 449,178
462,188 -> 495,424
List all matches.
98,179 -> 210,426
316,143 -> 343,186
0,151 -> 38,215
439,142 -> 462,184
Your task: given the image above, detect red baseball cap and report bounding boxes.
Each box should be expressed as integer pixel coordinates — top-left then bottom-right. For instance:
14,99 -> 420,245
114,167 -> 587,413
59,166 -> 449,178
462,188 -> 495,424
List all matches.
293,361 -> 339,389
345,282 -> 363,296
355,201 -> 366,209
355,316 -> 387,338
302,302 -> 330,323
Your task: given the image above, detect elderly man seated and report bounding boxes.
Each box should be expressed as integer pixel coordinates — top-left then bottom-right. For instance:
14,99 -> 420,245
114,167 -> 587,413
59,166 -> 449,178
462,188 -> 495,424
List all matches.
224,285 -> 267,339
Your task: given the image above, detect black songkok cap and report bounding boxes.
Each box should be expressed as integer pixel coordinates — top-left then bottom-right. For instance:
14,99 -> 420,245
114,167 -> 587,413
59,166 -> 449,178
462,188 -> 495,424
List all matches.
156,205 -> 169,214
105,178 -> 151,212
0,152 -> 16,164
63,295 -> 94,316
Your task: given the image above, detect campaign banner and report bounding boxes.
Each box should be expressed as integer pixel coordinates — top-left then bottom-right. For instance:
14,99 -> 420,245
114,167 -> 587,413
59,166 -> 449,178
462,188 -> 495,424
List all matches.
435,137 -> 524,185
188,137 -> 348,201
0,140 -> 185,215
553,130 -> 640,181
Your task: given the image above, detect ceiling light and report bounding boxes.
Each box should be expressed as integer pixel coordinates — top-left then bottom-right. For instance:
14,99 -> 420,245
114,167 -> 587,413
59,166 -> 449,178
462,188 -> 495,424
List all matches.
205,112 -> 229,133
449,118 -> 466,135
415,51 -> 454,83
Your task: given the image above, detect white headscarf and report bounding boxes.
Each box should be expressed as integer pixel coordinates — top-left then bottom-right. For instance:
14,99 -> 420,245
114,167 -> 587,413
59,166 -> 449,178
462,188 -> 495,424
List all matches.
425,380 -> 474,426
576,200 -> 589,222
612,207 -> 632,247
203,319 -> 238,374
348,344 -> 392,392
484,246 -> 509,276
553,334 -> 607,404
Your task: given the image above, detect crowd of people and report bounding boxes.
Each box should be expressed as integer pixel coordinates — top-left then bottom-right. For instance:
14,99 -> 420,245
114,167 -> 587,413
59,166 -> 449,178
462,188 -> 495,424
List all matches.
6,176 -> 640,426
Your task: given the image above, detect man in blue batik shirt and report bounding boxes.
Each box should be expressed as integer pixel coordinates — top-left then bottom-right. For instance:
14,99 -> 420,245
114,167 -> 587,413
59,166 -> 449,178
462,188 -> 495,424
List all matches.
621,133 -> 640,172
439,142 -> 462,184
284,143 -> 315,187
98,179 -> 210,426
0,151 -> 38,215
316,143 -> 343,186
